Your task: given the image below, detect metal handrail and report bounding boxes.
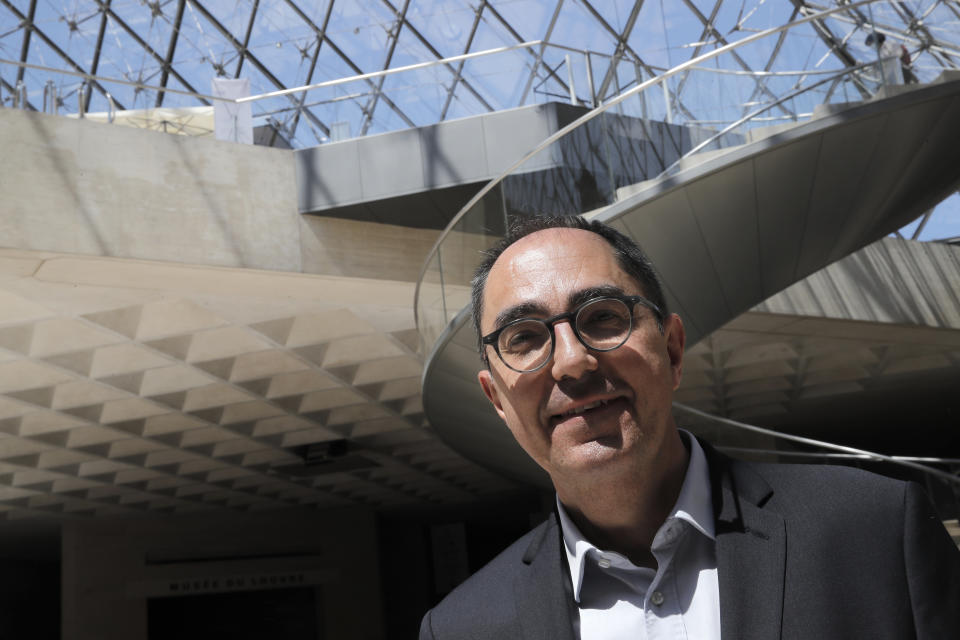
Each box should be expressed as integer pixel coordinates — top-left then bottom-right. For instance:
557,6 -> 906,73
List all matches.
237,40 -> 543,103
0,40 -> 607,109
0,57 -> 224,103
657,57 -> 881,178
716,446 -> 960,466
675,403 -> 960,487
411,0 -> 883,334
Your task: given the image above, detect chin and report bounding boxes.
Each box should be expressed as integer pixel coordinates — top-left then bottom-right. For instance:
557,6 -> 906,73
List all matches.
557,440 -> 634,474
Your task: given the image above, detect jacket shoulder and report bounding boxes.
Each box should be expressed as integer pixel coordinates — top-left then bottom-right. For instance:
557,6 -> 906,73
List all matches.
420,518 -> 554,639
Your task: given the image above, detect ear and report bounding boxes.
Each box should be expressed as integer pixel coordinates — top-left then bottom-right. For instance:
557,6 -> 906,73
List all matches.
664,313 -> 685,390
478,369 -> 508,422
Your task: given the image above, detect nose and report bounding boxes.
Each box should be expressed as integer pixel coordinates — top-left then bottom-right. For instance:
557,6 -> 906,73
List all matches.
550,321 -> 598,380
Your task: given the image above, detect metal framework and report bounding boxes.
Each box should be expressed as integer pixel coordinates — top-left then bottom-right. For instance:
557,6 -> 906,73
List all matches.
2,0 -> 959,146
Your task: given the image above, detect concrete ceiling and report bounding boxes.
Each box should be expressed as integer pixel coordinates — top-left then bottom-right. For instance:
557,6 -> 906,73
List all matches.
0,249 -> 515,521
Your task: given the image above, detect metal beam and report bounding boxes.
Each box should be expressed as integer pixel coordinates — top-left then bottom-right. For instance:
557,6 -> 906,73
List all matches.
91,0 -> 204,106
360,0 -> 410,135
0,0 -> 126,110
679,0 -> 797,120
801,1 -> 960,63
671,0 -> 729,114
286,0 -> 335,143
484,1 -> 574,101
234,0 -> 260,78
280,0 -> 415,132
155,0 -> 186,107
588,0 -> 645,102
440,0 -> 487,120
572,0 -> 695,118
186,0 -> 329,134
88,0 -> 111,111
0,74 -> 37,110
379,0 -> 495,112
888,0 -> 958,66
15,0 -> 36,84
518,0 -> 563,106
735,5 -> 799,119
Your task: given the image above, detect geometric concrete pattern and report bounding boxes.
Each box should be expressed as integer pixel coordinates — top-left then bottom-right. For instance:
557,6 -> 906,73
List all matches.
679,237 -> 960,423
679,310 -> 960,422
0,249 -> 513,521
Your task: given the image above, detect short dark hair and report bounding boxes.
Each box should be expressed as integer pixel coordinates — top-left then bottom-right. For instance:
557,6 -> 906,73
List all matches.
470,216 -> 669,361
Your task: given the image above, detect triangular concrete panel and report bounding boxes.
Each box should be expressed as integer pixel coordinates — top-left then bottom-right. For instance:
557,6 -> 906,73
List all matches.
76,443 -> 112,458
0,324 -> 34,356
390,328 -> 421,353
61,404 -> 105,423
20,480 -> 55,493
272,395 -> 304,413
83,305 -> 143,339
31,431 -> 70,447
0,454 -> 40,467
250,317 -> 296,346
44,349 -> 96,376
149,392 -> 188,410
0,417 -> 22,436
4,387 -> 56,408
47,464 -> 82,477
113,453 -> 149,467
293,344 -> 329,366
100,371 -> 146,395
148,463 -> 181,475
327,364 -> 360,385
194,357 -> 236,380
237,378 -> 272,397
145,335 -> 194,361
151,433 -> 185,448
356,382 -> 386,400
189,407 -> 225,425
224,421 -> 257,437
110,419 -> 148,436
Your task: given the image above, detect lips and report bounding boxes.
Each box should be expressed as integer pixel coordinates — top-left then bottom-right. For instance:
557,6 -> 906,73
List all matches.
550,395 -> 627,423
558,399 -> 609,417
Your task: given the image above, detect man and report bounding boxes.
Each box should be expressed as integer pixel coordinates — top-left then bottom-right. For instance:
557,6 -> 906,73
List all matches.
419,216 -> 960,639
865,32 -> 904,86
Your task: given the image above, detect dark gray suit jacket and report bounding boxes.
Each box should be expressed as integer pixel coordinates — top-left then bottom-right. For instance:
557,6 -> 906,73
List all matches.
420,448 -> 960,639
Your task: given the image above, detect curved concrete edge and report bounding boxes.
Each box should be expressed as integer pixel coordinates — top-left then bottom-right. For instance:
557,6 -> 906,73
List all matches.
422,306 -> 551,488
423,79 -> 960,486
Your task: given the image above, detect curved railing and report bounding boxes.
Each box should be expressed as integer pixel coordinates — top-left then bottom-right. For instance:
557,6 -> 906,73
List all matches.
413,0 -> 953,352
412,0 -> 960,514
674,404 -> 960,523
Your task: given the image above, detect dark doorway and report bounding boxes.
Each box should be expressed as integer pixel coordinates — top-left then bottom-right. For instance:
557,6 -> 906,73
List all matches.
148,586 -> 323,640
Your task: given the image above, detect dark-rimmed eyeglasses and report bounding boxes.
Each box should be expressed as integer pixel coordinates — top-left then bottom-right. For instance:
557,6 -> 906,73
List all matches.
481,295 -> 663,373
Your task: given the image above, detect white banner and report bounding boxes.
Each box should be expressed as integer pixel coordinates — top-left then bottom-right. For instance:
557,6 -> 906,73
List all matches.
212,77 -> 253,144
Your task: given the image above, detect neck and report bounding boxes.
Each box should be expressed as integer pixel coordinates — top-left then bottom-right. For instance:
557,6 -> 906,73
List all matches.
556,429 -> 690,568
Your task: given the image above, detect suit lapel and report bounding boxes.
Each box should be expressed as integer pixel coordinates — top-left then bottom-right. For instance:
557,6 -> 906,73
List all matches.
513,516 -> 578,640
706,446 -> 786,640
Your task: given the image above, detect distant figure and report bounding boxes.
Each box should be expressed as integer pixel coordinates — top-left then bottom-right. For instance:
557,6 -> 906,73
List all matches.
865,32 -> 904,86
900,44 -> 919,84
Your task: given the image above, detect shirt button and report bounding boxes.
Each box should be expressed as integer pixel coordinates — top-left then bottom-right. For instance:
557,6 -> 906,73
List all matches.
597,558 -> 611,569
650,591 -> 664,606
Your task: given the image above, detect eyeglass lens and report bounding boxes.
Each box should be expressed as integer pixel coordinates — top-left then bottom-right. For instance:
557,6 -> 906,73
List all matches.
497,298 -> 634,372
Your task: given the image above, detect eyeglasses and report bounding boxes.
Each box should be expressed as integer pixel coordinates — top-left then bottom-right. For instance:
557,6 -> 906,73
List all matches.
481,295 -> 663,373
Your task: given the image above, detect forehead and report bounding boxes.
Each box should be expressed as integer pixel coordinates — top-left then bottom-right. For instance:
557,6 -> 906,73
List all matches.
481,228 -> 635,326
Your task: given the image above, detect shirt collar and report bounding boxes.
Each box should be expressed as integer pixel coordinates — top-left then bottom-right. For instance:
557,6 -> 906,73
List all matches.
557,429 -> 715,602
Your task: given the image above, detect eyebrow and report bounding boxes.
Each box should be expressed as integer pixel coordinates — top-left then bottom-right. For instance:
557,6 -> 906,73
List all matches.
491,284 -> 630,331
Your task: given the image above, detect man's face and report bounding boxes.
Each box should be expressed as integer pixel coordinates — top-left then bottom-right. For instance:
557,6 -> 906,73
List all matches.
477,228 -> 685,491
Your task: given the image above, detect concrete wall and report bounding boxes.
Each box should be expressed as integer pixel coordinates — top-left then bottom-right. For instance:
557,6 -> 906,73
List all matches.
0,109 -> 438,282
1,109 -> 300,271
62,507 -> 383,640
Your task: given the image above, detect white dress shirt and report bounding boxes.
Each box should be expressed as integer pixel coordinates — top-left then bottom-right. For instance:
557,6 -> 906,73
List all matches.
557,431 -> 720,640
